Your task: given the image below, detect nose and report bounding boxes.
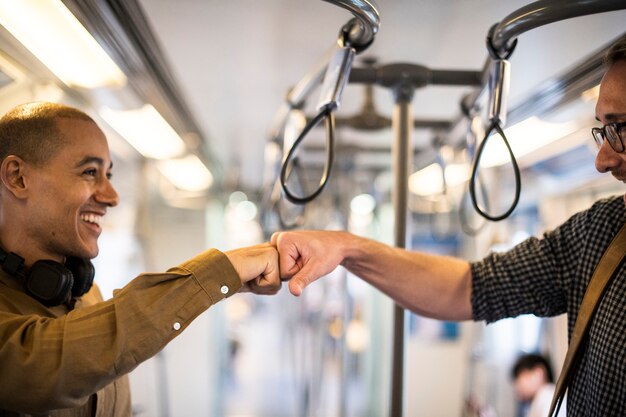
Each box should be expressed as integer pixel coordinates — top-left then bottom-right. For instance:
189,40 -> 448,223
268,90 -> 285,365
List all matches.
594,139 -> 622,173
95,178 -> 119,207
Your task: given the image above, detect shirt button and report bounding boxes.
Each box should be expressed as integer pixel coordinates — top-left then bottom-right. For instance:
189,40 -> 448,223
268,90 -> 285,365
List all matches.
172,322 -> 181,331
220,285 -> 229,295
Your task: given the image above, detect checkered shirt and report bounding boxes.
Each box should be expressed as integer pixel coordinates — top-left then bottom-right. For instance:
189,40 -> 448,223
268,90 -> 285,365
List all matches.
471,195 -> 626,417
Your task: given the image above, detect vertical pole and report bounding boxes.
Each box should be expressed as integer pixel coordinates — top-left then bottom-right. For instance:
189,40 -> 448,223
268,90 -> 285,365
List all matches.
389,84 -> 414,417
339,268 -> 350,417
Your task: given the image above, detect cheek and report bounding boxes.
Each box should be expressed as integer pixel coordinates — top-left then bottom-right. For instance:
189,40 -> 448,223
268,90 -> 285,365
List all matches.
35,188 -> 84,226
34,180 -> 66,208
514,377 -> 533,400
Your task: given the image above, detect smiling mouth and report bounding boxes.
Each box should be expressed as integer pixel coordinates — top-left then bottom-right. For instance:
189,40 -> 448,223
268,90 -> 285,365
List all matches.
81,213 -> 103,226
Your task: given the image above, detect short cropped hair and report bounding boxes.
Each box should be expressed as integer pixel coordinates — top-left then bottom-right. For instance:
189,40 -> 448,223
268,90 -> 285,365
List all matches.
605,34 -> 626,66
0,102 -> 95,166
511,353 -> 554,383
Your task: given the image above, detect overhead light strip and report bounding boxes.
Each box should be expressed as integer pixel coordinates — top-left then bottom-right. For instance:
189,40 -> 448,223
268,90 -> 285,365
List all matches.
157,155 -> 214,192
99,104 -> 187,160
0,0 -> 127,88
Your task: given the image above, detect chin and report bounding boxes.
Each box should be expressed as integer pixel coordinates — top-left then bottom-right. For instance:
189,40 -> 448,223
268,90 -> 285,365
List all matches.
75,245 -> 99,260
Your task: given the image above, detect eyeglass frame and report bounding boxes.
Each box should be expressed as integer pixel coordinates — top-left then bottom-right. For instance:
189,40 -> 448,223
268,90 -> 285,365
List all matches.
592,121 -> 626,153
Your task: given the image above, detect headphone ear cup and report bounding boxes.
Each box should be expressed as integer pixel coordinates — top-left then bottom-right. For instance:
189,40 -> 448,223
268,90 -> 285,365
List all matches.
25,260 -> 74,307
65,257 -> 95,298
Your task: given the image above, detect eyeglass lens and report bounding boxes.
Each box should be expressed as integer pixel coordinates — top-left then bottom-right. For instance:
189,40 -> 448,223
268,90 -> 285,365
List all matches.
606,124 -> 624,152
592,124 -> 625,152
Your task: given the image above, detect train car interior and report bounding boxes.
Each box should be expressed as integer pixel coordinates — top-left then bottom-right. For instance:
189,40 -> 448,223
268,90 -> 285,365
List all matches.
0,1 -> 625,416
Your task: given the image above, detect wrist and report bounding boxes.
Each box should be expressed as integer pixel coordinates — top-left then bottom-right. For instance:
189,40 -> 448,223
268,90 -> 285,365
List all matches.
337,231 -> 363,268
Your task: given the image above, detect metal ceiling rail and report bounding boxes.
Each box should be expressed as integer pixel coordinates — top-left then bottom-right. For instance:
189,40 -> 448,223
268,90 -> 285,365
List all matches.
464,0 -> 626,113
322,0 -> 380,50
490,0 -> 626,58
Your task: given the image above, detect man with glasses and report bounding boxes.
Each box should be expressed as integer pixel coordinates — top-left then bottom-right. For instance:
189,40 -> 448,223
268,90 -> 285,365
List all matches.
272,34 -> 626,417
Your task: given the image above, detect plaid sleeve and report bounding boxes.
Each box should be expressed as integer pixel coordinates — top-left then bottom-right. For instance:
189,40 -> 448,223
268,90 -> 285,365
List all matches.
470,196 -> 625,323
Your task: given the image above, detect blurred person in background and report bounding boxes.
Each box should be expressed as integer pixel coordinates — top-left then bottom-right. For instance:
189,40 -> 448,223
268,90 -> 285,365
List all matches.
511,353 -> 565,417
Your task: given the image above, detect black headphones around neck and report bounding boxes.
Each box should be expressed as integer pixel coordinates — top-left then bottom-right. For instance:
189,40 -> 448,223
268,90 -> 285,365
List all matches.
0,248 -> 94,307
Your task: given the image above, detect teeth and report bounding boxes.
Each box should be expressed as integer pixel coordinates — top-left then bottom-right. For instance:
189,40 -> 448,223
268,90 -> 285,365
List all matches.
81,214 -> 102,225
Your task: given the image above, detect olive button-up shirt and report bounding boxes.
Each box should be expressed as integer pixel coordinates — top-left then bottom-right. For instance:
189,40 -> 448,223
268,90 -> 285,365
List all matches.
0,248 -> 242,417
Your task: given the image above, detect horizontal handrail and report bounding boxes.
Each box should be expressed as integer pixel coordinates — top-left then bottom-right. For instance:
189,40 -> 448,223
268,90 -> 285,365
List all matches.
322,0 -> 380,49
490,0 -> 626,57
462,0 -> 626,120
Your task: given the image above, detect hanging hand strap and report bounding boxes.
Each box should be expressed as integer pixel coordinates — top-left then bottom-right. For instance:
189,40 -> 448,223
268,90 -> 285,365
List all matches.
548,221 -> 626,417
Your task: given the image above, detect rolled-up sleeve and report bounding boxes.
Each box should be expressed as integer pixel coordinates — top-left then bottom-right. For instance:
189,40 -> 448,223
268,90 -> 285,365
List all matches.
470,198 -> 614,324
470,237 -> 568,323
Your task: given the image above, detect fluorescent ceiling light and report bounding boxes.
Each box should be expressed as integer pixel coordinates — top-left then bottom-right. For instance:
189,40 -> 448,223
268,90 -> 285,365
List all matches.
157,154 -> 214,192
478,117 -> 578,168
0,0 -> 126,88
100,105 -> 187,160
409,163 -> 470,196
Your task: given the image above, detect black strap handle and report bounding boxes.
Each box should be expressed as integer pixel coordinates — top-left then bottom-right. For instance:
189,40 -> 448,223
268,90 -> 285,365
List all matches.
468,121 -> 521,221
280,109 -> 335,205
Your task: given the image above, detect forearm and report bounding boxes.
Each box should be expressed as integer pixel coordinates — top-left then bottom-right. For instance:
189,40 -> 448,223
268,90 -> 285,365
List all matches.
339,232 -> 473,320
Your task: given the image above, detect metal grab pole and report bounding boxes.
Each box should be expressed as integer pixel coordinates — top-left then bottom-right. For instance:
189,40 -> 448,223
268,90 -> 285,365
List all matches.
342,62 -> 481,417
389,83 -> 415,417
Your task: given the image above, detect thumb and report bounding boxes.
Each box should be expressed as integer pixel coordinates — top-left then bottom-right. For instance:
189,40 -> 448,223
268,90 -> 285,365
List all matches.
287,263 -> 319,297
288,273 -> 306,297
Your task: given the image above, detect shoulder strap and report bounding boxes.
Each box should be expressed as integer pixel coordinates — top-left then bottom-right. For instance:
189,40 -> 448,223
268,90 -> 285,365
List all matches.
548,221 -> 626,416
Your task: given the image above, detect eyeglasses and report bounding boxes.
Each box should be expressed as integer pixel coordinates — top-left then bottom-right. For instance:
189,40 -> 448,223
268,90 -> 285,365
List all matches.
592,121 -> 626,153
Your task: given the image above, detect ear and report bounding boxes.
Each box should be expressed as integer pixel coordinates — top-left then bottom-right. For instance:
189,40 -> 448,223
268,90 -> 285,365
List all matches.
0,155 -> 29,199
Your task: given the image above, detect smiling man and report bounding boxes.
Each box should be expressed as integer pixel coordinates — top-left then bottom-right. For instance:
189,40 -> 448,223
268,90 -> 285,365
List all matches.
0,102 -> 281,416
594,47 -> 626,188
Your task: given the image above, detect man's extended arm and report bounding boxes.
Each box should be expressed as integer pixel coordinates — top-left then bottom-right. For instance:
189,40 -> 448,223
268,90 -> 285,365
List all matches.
272,230 -> 472,321
0,244 -> 280,413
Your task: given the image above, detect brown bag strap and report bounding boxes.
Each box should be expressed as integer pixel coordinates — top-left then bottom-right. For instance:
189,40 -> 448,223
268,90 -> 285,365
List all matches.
548,221 -> 626,417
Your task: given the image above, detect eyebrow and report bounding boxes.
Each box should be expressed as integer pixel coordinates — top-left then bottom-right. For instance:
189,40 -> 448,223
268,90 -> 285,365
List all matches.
75,156 -> 113,170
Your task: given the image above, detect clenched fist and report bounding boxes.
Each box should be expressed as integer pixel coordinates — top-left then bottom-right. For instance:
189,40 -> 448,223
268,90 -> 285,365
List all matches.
224,243 -> 281,295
